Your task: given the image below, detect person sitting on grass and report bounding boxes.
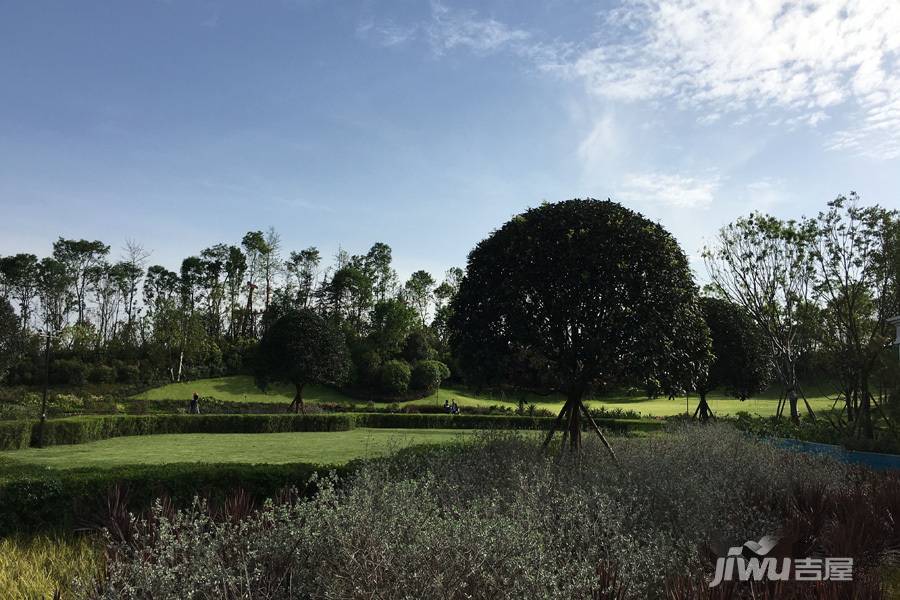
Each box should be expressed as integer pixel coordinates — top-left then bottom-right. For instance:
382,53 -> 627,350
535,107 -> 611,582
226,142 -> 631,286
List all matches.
444,398 -> 451,413
189,392 -> 201,414
451,400 -> 459,415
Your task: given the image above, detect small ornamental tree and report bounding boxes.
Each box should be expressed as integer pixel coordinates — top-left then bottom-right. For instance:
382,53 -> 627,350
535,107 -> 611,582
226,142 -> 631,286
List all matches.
450,199 -> 711,453
256,309 -> 350,413
704,213 -> 817,422
694,297 -> 772,420
410,360 -> 451,393
379,359 -> 411,397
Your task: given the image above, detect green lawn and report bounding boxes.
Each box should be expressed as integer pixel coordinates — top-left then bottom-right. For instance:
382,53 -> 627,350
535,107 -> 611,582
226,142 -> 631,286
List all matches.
134,375 -> 838,418
0,429 -> 474,469
133,377 -> 350,404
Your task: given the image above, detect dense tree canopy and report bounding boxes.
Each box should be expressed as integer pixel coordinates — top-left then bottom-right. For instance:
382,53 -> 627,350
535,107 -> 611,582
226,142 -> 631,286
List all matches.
694,297 -> 772,419
256,309 -> 350,413
450,198 -> 711,450
0,300 -> 20,383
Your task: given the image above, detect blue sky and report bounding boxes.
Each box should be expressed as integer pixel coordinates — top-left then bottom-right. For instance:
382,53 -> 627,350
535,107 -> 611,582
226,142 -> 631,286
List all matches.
2,0 -> 898,280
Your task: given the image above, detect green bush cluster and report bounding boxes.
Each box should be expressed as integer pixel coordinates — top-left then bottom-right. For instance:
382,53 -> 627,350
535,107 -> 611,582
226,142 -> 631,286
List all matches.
87,365 -> 116,384
378,360 -> 411,396
409,360 -> 451,393
0,461 -> 350,536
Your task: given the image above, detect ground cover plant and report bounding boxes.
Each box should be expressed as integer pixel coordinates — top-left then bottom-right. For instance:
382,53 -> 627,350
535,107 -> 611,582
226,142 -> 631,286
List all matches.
88,425 -> 900,599
0,534 -> 100,599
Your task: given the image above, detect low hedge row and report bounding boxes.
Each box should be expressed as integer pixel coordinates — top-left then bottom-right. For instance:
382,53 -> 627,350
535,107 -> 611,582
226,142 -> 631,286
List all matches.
0,420 -> 34,450
27,414 -> 354,449
0,413 -> 663,451
0,461 -> 351,535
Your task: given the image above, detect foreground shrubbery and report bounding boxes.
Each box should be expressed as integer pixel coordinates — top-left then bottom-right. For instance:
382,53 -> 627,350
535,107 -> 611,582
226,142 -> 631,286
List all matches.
90,425 -> 898,599
0,461 -> 346,535
0,534 -> 100,599
728,411 -> 900,455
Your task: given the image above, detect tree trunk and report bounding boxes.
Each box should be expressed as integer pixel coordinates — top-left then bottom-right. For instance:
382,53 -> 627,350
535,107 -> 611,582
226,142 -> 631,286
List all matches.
290,383 -> 305,414
695,391 -> 713,421
788,386 -> 799,423
860,381 -> 874,440
568,393 -> 582,450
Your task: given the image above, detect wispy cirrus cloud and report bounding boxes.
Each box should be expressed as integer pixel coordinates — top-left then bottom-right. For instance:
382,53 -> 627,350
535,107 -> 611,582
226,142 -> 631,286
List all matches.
617,171 -> 721,209
542,0 -> 900,159
358,1 -> 552,58
365,0 -> 900,160
427,1 -> 530,55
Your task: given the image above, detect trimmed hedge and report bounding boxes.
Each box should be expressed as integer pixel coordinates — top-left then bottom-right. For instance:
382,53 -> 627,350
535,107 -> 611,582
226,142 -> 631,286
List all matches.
0,461 -> 351,535
352,413 -> 663,433
0,420 -> 34,450
354,413 -> 553,430
0,413 -> 662,451
29,414 -> 354,448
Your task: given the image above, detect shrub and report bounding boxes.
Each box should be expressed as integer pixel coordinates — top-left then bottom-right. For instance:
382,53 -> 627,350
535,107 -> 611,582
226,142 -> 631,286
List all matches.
87,365 -> 116,384
50,359 -> 87,386
0,420 -> 33,450
91,426 -> 877,599
115,364 -> 140,384
409,360 -> 450,392
0,461 -> 350,536
29,414 -> 355,448
379,360 -> 411,397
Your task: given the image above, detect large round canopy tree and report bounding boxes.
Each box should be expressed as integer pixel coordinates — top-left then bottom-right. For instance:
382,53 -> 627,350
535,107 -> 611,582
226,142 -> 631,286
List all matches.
256,309 -> 350,413
450,199 -> 711,453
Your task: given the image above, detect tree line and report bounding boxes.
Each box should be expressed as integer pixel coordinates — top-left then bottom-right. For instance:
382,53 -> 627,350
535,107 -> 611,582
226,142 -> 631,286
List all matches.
1,193 -> 898,442
0,230 -> 462,399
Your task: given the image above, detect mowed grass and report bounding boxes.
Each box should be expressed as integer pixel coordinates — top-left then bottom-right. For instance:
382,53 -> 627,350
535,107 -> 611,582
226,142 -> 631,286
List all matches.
133,377 -> 349,404
0,429 -> 474,469
134,375 -> 838,418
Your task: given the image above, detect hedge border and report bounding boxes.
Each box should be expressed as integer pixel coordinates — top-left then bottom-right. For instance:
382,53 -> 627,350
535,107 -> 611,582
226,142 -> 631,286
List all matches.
0,413 -> 663,451
0,461 -> 352,536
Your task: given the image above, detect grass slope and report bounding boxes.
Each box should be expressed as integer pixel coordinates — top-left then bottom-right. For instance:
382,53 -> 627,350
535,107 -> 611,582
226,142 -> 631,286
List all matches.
0,428 -> 473,469
134,376 -> 837,417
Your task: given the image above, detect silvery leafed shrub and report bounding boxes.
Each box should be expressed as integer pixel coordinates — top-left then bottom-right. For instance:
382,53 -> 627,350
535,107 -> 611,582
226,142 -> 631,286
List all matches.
91,425 -> 851,599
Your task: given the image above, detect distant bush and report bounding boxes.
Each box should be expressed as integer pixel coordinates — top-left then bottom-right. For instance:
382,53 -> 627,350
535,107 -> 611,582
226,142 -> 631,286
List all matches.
116,364 -> 141,384
402,331 -> 434,363
379,360 -> 411,397
409,360 -> 450,393
50,359 -> 87,386
87,365 -> 116,384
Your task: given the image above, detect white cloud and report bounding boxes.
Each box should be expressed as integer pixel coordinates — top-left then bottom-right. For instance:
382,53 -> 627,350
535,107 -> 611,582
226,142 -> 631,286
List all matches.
360,0 -> 900,159
356,19 -> 418,47
618,171 -> 721,209
427,1 -> 530,55
544,0 -> 900,159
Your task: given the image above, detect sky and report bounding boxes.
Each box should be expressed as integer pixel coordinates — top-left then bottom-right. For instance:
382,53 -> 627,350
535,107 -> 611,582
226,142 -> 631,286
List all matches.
1,0 -> 899,281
